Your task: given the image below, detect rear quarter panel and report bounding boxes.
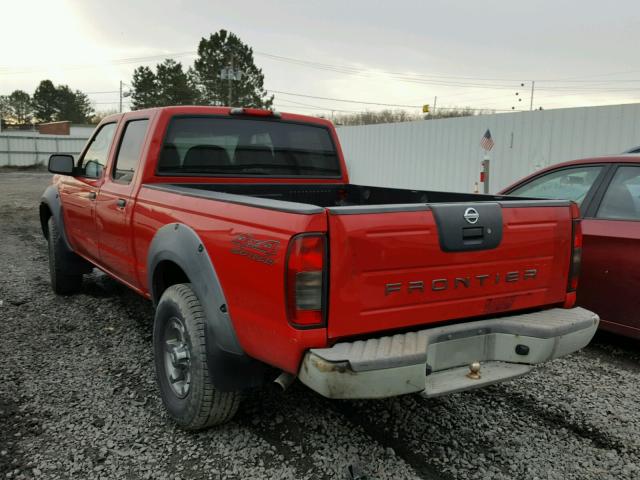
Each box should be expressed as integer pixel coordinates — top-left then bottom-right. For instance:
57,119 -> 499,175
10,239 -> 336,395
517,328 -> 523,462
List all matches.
133,186 -> 328,373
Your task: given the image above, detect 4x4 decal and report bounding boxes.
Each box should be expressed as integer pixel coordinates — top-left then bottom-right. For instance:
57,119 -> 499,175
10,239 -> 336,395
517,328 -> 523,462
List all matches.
231,233 -> 280,265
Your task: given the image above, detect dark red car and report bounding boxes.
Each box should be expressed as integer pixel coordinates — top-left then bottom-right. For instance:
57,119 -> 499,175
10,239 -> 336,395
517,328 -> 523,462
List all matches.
501,156 -> 640,339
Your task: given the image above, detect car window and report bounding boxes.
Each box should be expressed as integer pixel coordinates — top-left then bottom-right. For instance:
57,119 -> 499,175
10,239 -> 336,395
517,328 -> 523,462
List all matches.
113,119 -> 149,184
596,166 -> 640,220
80,123 -> 117,179
508,165 -> 603,206
157,116 -> 341,177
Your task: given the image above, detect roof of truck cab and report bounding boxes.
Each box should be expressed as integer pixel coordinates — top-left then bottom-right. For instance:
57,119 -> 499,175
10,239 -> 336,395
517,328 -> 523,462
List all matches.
100,106 -> 335,129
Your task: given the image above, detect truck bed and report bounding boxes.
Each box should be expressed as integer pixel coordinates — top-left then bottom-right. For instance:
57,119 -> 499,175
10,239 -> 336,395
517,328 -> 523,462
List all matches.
146,182 -> 565,211
144,181 -> 574,340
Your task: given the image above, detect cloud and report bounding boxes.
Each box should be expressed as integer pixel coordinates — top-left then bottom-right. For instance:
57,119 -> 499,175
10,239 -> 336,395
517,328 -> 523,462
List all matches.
2,0 -> 638,114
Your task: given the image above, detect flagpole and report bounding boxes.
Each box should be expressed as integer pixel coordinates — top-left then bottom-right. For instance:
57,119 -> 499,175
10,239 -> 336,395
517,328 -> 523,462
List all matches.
482,153 -> 490,194
480,129 -> 493,194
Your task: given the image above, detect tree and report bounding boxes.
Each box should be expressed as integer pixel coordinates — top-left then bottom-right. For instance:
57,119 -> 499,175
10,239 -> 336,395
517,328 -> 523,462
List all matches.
54,86 -> 93,123
332,109 -> 420,126
155,59 -> 198,106
89,109 -> 118,125
7,90 -> 32,124
30,79 -> 94,123
131,66 -> 158,110
192,29 -> 273,108
131,60 -> 198,109
331,107 -> 491,126
424,107 -> 492,120
32,80 -> 59,122
0,95 -> 10,126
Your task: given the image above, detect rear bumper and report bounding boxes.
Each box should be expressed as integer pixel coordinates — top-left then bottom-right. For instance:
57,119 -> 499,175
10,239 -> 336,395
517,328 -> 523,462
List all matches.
298,307 -> 599,399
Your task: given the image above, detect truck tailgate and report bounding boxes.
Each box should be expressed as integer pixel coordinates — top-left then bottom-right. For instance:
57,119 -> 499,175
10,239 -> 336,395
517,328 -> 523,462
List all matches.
326,202 -> 573,339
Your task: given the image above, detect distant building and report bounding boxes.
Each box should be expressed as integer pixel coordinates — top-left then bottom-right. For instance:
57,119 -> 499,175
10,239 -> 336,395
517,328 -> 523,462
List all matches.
37,121 -> 71,135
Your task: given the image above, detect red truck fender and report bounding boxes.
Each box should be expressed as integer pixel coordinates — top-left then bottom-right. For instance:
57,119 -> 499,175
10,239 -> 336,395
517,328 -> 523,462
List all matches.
146,222 -> 271,391
39,185 -> 93,275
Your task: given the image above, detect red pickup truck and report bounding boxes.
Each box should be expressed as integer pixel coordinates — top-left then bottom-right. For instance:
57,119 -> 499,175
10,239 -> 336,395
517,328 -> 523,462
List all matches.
41,106 -> 598,430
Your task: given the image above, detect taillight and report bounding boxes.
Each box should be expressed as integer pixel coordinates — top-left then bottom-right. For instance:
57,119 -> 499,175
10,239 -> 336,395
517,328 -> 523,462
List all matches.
567,202 -> 582,292
285,234 -> 327,328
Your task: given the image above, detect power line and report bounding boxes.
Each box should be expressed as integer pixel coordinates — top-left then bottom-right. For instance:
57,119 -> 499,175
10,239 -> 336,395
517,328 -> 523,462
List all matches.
2,47 -> 640,90
0,51 -> 196,75
268,89 -> 422,108
92,100 -> 132,105
2,47 -> 638,113
273,97 -> 363,113
255,51 -> 640,84
273,103 -> 361,114
269,89 -> 512,112
85,90 -> 119,95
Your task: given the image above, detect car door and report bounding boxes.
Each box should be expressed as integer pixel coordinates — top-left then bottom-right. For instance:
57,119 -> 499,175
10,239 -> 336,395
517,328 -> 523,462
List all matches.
96,118 -> 150,288
579,164 -> 640,339
60,122 -> 117,261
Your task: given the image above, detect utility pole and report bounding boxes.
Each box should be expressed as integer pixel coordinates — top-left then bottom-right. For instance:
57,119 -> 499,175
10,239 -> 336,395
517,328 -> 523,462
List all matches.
530,81 -> 535,111
119,80 -> 123,113
228,56 -> 234,107
433,96 -> 437,116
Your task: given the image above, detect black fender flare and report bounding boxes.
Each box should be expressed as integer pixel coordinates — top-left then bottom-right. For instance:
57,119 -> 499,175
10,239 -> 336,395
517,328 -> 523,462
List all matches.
147,223 -> 270,391
39,185 -> 92,274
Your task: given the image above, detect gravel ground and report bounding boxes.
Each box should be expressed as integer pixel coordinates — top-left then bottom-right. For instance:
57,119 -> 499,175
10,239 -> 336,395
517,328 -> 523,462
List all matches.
1,170 -> 639,480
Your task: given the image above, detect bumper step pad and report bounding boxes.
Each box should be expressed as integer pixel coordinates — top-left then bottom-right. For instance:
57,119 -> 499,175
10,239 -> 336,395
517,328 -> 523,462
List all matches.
299,307 -> 599,399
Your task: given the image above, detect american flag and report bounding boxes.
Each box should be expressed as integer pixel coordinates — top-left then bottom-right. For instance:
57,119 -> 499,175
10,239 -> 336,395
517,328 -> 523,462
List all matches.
480,129 -> 494,151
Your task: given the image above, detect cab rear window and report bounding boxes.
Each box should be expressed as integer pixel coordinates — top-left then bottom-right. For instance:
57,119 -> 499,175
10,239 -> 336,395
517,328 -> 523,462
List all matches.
157,116 -> 341,177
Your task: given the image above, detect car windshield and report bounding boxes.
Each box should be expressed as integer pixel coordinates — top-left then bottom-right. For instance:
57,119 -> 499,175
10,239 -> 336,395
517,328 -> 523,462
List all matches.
157,116 -> 342,177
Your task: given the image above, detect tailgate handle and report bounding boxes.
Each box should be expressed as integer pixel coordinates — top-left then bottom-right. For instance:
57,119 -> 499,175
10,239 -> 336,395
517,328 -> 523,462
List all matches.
430,203 -> 502,252
462,226 -> 484,244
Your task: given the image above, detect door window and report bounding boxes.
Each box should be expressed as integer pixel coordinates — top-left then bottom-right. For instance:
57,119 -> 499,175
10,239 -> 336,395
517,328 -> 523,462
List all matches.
80,123 -> 117,178
508,165 -> 603,206
596,166 -> 640,220
113,119 -> 149,184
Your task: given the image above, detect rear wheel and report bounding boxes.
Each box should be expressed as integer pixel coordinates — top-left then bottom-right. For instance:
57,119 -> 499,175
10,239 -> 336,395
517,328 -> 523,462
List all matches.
47,218 -> 83,294
153,283 -> 241,429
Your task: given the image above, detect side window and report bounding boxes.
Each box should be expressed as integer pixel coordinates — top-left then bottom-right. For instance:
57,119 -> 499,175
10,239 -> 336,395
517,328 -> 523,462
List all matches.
80,123 -> 117,178
509,165 -> 603,206
596,166 -> 640,220
113,119 -> 149,184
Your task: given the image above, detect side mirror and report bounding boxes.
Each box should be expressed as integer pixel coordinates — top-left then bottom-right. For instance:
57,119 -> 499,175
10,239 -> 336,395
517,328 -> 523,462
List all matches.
48,154 -> 75,175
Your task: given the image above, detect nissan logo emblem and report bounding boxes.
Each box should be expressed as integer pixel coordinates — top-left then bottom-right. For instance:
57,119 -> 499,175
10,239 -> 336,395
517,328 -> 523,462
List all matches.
464,207 -> 480,224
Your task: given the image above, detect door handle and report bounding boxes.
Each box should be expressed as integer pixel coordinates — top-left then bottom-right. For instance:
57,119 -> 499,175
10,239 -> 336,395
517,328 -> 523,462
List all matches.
87,191 -> 97,200
116,198 -> 127,208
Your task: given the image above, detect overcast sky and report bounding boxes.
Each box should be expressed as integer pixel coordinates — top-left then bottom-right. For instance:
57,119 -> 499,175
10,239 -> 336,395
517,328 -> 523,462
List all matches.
1,0 -> 639,116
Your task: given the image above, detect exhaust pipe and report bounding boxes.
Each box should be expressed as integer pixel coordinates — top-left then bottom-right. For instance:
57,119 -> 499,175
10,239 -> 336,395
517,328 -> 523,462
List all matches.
274,371 -> 296,391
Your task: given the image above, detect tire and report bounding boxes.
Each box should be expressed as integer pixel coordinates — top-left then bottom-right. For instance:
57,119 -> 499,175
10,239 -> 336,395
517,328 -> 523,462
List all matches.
47,217 -> 83,295
153,283 -> 241,429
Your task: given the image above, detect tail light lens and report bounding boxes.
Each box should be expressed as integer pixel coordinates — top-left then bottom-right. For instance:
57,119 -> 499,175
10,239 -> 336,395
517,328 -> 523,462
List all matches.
286,234 -> 327,328
567,202 -> 582,292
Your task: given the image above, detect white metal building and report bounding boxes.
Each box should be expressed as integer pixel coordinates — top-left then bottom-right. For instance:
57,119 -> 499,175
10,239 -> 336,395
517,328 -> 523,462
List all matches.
336,103 -> 640,193
0,133 -> 89,167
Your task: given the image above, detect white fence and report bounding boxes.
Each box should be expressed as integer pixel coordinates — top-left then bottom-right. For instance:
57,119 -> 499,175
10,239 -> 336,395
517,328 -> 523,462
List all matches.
336,103 -> 640,193
0,134 -> 89,167
3,103 -> 640,188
